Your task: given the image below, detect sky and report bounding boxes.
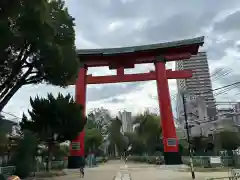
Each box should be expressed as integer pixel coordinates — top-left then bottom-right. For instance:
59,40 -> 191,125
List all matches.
3,0 -> 240,121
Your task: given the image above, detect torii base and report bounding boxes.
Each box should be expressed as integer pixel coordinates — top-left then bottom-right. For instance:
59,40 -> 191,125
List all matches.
164,152 -> 183,165
68,156 -> 84,169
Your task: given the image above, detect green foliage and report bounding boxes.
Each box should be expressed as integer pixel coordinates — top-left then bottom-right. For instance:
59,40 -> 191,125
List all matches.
51,144 -> 69,160
85,109 -> 111,154
20,93 -> 85,171
0,115 -> 17,157
133,111 -> 162,154
21,93 -> 85,144
106,111 -> 162,156
127,156 -> 163,164
217,130 -> 240,150
0,174 -> 5,180
85,117 -> 97,129
108,117 -> 128,154
85,128 -> 103,153
87,108 -> 112,137
179,139 -> 189,156
0,0 -> 78,111
0,130 -> 8,156
190,136 -> 209,154
59,144 -> 70,157
11,131 -> 38,179
124,132 -> 146,155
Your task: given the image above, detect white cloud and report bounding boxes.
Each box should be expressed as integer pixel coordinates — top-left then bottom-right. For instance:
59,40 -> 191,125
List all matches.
3,0 -> 240,121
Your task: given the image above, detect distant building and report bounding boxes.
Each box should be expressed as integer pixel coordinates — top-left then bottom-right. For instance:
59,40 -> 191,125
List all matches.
176,52 -> 216,120
178,103 -> 240,137
118,111 -> 133,133
217,108 -> 234,121
233,102 -> 240,125
0,118 -> 17,134
206,108 -> 237,134
176,96 -> 209,137
178,96 -> 208,126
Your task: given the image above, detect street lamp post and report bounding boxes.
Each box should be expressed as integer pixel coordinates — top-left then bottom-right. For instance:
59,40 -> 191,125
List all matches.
182,92 -> 195,179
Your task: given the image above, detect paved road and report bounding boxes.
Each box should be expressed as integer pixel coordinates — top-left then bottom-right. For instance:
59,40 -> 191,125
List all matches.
128,163 -> 229,180
52,161 -> 230,180
52,161 -> 121,180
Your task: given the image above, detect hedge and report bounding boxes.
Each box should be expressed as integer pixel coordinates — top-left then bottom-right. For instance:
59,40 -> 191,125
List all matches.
127,156 -> 163,164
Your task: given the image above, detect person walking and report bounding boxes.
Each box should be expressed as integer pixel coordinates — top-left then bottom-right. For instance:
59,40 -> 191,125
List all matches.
79,156 -> 86,178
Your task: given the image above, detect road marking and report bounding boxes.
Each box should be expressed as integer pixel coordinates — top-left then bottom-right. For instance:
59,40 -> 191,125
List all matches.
114,173 -> 131,180
123,173 -> 131,180
115,164 -> 131,180
115,172 -> 122,180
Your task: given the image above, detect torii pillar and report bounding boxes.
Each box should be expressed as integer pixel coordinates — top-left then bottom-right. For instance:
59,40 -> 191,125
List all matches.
68,63 -> 87,169
155,56 -> 182,164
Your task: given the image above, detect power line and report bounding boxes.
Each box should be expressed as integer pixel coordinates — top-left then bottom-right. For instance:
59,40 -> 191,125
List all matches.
211,68 -> 232,83
206,81 -> 240,95
1,111 -> 22,120
173,81 -> 240,103
175,81 -> 240,120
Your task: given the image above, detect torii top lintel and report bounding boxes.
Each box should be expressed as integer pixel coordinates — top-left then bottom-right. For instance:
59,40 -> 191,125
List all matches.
77,36 -> 204,69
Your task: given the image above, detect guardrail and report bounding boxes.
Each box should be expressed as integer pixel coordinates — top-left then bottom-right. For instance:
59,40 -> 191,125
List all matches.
182,156 -> 235,168
51,160 -> 66,170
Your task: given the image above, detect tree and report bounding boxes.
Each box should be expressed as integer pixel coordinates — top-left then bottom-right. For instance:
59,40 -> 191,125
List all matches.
87,108 -> 112,138
0,115 -> 18,157
0,0 -> 78,111
86,115 -> 98,129
51,144 -> 69,161
20,93 -> 85,171
11,131 -> 38,179
217,130 -> 240,151
0,130 -> 8,157
108,117 -> 128,155
85,116 -> 103,154
124,132 -> 145,155
85,128 -> 103,154
190,136 -> 209,155
134,111 -> 162,154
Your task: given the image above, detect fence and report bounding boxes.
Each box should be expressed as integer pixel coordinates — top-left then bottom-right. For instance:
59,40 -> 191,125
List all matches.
36,160 -> 67,172
182,156 -> 240,168
0,166 -> 15,178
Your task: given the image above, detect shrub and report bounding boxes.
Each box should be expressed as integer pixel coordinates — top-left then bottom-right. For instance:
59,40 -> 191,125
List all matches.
0,174 -> 5,180
127,156 -> 163,164
11,131 -> 38,178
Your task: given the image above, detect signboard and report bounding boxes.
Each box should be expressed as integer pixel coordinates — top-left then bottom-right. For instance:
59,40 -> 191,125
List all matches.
71,142 -> 80,150
210,157 -> 221,164
167,138 -> 177,146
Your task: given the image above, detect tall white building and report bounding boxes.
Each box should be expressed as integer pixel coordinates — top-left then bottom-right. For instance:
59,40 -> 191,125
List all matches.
176,52 -> 216,122
118,111 -> 133,133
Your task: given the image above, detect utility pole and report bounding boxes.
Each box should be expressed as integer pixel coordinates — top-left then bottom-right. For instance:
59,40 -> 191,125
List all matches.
182,93 -> 195,179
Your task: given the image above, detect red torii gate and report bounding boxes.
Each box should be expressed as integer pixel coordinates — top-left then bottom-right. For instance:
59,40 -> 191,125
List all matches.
68,36 -> 204,168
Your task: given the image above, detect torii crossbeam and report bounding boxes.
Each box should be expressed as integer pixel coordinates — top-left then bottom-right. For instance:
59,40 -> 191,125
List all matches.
68,36 -> 204,168
87,69 -> 192,84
